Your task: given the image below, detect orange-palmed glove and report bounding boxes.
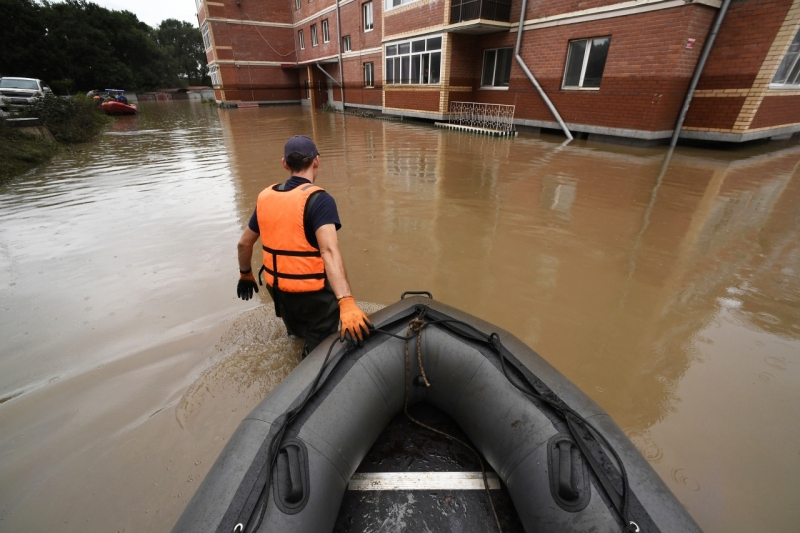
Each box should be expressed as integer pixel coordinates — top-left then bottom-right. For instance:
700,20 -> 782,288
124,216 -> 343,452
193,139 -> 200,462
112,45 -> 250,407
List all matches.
338,296 -> 372,341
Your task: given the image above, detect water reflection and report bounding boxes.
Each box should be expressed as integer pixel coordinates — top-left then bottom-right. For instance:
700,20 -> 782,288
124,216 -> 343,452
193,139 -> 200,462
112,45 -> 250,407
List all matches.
0,103 -> 797,533
218,108 -> 799,532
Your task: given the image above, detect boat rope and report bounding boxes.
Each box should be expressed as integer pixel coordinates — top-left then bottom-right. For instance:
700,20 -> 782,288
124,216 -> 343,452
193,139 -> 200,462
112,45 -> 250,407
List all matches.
422,313 -> 645,533
401,317 -> 503,533
228,304 -> 647,533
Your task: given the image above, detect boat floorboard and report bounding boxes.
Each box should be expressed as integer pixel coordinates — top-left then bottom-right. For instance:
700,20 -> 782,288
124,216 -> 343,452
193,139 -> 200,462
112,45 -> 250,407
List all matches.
333,402 -> 525,532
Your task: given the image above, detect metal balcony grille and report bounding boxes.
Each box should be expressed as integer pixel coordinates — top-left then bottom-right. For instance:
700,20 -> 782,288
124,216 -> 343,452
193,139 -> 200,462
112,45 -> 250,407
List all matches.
450,0 -> 512,24
448,101 -> 515,133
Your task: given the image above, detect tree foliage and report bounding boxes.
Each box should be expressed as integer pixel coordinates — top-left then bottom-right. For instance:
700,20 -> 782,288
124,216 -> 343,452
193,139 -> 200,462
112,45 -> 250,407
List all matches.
0,0 -> 209,92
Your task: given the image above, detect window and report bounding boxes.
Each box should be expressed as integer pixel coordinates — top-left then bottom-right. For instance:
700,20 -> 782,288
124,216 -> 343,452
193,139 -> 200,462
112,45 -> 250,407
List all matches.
364,62 -> 374,87
772,28 -> 800,87
201,22 -> 211,51
295,0 -> 301,9
562,37 -> 611,89
385,0 -> 417,11
363,2 -> 373,32
209,64 -> 220,86
342,35 -> 351,52
322,20 -> 330,43
481,48 -> 512,88
311,24 -> 318,46
385,35 -> 442,85
195,0 -> 203,11
298,30 -> 305,50
305,80 -> 310,99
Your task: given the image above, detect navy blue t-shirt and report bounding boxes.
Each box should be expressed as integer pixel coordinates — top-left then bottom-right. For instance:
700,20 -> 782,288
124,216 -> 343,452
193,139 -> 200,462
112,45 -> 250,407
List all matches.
248,176 -> 341,250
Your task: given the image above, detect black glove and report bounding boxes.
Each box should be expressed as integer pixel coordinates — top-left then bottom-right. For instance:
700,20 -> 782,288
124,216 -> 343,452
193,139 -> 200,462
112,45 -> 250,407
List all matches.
237,269 -> 259,301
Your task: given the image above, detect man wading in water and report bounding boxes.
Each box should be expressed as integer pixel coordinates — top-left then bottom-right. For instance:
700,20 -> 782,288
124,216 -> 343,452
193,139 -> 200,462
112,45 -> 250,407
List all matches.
236,135 -> 372,357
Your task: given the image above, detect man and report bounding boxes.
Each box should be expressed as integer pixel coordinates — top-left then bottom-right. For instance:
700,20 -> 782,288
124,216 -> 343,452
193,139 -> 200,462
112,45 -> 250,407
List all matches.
236,135 -> 371,357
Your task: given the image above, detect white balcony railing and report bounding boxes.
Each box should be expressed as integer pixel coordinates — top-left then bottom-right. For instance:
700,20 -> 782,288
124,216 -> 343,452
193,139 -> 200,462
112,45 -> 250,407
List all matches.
448,101 -> 515,133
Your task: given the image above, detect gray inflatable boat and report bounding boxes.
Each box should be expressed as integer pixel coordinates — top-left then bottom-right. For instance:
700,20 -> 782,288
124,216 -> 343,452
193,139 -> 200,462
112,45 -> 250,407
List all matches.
173,294 -> 702,533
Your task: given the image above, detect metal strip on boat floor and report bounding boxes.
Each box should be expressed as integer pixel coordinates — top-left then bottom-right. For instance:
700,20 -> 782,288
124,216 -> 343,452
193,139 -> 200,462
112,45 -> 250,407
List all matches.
348,472 -> 501,491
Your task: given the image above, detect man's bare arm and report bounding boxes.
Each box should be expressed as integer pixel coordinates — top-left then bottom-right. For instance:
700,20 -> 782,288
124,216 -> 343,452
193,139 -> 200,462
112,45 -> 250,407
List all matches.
315,223 -> 351,298
238,227 -> 259,272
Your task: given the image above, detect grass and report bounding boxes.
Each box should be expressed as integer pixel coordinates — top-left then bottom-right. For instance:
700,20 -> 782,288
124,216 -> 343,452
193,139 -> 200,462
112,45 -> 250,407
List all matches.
0,94 -> 111,180
0,119 -> 61,180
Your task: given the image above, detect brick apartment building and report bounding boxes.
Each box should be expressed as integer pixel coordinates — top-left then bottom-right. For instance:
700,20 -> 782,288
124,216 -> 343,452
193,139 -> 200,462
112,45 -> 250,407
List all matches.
196,0 -> 800,143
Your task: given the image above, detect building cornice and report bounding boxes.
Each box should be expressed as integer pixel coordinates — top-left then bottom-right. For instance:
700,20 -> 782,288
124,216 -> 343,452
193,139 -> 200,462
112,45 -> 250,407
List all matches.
293,5 -> 338,27
510,0 -> 723,33
205,16 -> 292,29
342,46 -> 383,59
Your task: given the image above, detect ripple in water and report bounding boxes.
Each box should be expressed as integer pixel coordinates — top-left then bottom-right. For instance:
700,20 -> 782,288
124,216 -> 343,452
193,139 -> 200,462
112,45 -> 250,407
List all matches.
625,428 -> 664,463
176,301 -> 385,428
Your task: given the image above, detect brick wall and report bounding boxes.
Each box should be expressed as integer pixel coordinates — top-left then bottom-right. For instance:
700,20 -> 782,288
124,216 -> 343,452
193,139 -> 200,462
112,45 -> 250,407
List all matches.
223,25 -> 297,62
384,0 -> 447,39
218,64 -> 301,101
461,6 -> 716,131
750,95 -> 800,128
343,56 -> 384,106
340,0 -> 383,52
209,0 -> 293,24
296,15 -> 340,63
386,90 -> 441,111
697,0 -> 794,90
510,0 -> 643,23
684,95 -> 747,129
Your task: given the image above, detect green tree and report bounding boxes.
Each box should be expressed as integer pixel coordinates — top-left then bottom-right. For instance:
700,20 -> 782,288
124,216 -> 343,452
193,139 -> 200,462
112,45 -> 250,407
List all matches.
0,0 -> 205,92
154,19 -> 210,87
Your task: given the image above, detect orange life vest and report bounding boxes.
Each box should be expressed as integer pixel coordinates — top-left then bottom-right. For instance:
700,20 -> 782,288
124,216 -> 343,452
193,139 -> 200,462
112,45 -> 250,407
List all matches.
257,182 -> 326,293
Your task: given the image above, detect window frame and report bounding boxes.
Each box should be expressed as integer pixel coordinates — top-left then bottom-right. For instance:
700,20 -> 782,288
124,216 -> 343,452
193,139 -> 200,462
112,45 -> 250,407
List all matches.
298,29 -> 305,50
385,0 -> 419,12
561,36 -> 611,91
209,64 -> 220,86
771,28 -> 800,88
363,2 -> 374,32
311,24 -> 318,47
342,35 -> 351,52
322,19 -> 330,43
480,47 -> 513,90
384,34 -> 443,86
304,79 -> 310,99
364,62 -> 375,88
295,0 -> 301,9
201,22 -> 211,51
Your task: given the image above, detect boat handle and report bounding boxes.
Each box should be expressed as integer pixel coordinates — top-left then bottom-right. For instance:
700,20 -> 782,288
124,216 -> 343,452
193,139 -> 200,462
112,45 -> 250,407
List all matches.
558,440 -> 579,500
279,444 -> 305,503
400,291 -> 433,300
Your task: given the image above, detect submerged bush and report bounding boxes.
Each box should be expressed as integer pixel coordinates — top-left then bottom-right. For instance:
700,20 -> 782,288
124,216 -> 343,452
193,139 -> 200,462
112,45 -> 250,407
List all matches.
22,93 -> 109,143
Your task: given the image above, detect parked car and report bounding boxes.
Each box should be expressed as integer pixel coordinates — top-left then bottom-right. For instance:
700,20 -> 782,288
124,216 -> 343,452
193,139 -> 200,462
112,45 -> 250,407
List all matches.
0,77 -> 52,111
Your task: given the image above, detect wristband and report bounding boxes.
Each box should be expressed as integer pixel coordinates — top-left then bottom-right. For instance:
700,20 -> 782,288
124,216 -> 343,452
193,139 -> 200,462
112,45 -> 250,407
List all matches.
240,268 -> 252,274
337,295 -> 353,301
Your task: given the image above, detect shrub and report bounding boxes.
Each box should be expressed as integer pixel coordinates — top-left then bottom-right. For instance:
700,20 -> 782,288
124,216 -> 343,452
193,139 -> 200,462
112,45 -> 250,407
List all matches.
0,119 -> 60,179
22,93 -> 110,143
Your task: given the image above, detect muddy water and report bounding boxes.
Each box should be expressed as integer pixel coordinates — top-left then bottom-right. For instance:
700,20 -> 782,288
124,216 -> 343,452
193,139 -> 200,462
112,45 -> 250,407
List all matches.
1,102 -> 798,533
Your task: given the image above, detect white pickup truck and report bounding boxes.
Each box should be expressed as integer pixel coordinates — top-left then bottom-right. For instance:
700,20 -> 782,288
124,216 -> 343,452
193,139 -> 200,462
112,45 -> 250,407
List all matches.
0,77 -> 52,112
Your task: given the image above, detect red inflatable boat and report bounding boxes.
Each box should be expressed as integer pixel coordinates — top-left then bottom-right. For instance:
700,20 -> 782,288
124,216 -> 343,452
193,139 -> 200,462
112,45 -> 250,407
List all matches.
100,101 -> 138,115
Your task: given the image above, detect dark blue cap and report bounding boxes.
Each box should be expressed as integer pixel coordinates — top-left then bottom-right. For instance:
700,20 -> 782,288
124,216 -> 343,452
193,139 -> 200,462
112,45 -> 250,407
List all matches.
284,135 -> 319,162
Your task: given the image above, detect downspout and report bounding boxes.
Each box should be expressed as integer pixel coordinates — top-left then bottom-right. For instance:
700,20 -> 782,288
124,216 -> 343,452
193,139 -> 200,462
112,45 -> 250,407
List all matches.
335,0 -> 346,108
515,0 -> 573,141
669,0 -> 731,148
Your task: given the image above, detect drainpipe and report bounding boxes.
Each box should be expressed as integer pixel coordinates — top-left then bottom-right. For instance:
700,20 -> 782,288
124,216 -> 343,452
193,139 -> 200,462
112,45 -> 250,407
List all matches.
669,0 -> 731,148
515,0 -> 573,141
335,0 -> 346,109
316,63 -> 342,86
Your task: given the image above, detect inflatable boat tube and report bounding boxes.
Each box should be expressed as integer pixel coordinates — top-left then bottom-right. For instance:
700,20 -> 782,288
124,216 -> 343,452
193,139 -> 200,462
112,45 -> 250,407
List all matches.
172,295 -> 702,533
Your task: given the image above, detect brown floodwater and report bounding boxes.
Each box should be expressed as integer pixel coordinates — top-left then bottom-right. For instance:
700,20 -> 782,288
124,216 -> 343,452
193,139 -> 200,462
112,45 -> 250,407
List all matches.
1,101 -> 799,533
